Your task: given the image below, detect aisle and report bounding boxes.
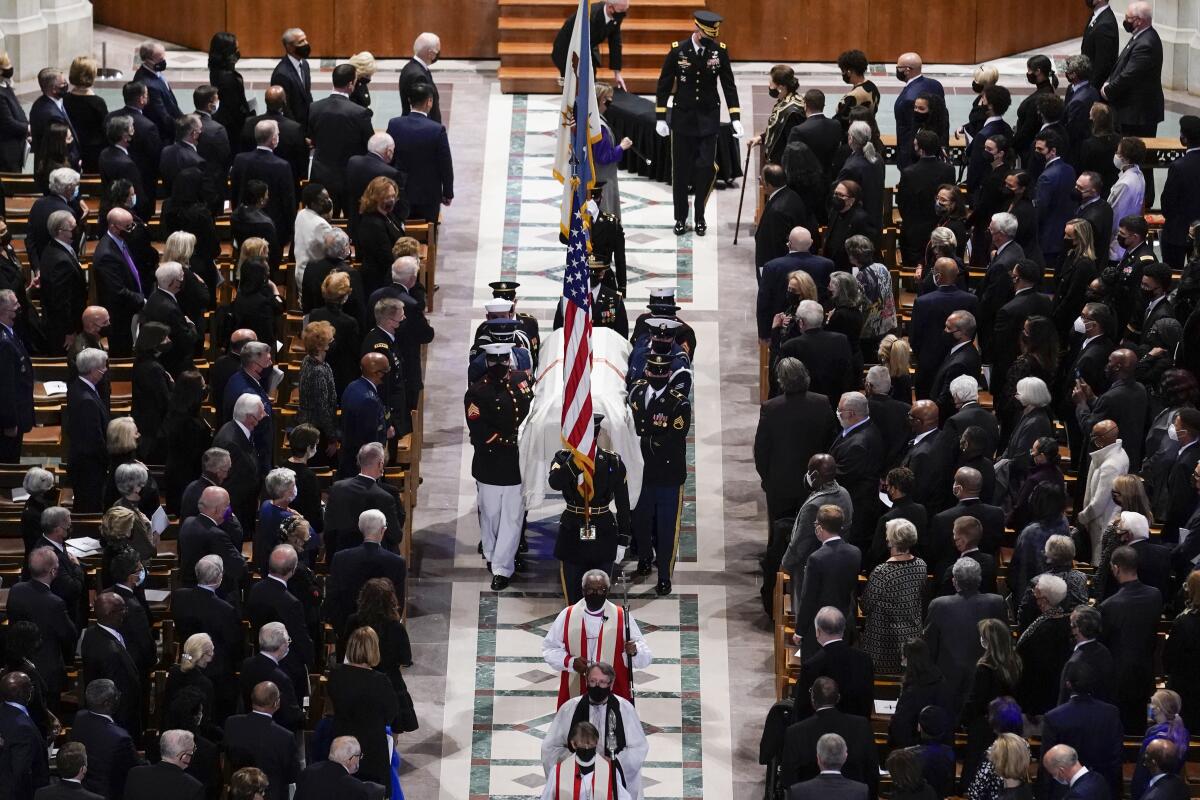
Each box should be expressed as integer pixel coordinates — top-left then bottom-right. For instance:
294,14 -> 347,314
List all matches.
404,78 -> 775,799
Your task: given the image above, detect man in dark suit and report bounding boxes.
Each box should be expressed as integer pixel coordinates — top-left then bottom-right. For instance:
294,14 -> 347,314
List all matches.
388,81 -> 454,222
781,677 -> 878,796
792,607 -> 874,719
787,89 -> 843,195
91,209 -> 146,358
795,507 -> 861,659
103,83 -> 161,204
1043,663 -> 1124,799
157,115 -> 208,197
965,85 -> 1014,191
1158,409 -> 1200,543
785,733 -> 869,800
179,486 -> 246,591
346,133 -> 408,236
866,467 -> 928,570
0,54 -> 29,173
308,64 -> 373,216
212,393 -> 265,535
123,730 -> 203,800
923,558 -> 1008,712
937,516 -> 998,596
1059,303 -> 1116,462
1100,545 -> 1164,732
0,671 -> 50,800
929,467 -> 1006,561
66,349 -> 111,513
36,741 -> 105,800
192,85 -> 232,191
900,400 -> 951,512
829,392 -> 885,550
779,300 -> 855,406
756,165 -> 811,276
27,170 -> 84,271
1127,261 -> 1175,347
6,553 -> 78,704
991,259 -> 1052,408
246,546 -> 314,701
1075,348 -> 1148,470
1083,0 -> 1120,86
1034,130 -> 1077,266
98,116 -> 153,224
1059,606 -> 1118,705
231,119 -> 298,246
911,259 -> 978,399
897,131 -> 955,265
1159,115 -> 1200,268
223,682 -> 302,800
893,53 -> 945,167
1042,744 -> 1115,800
864,367 -> 911,468
930,311 -> 983,424
756,228 -> 834,339
324,442 -> 404,556
171,555 -> 243,716
1139,740 -> 1190,800
338,354 -> 391,479
294,737 -> 371,800
942,379 -> 1001,459
369,257 -> 434,413
132,42 -> 182,139
240,86 -> 308,185
103,550 -> 154,679
0,290 -> 33,462
1117,514 -> 1172,602
38,209 -> 86,354
1073,173 -> 1113,263
1101,4 -> 1164,198
1065,56 -> 1104,153
238,623 -> 304,731
360,298 -> 411,448
80,593 -> 142,743
399,32 -> 442,123
976,213 -> 1025,363
755,358 -> 837,530
141,262 -> 199,376
67,680 -> 142,800
552,1 -> 627,85
270,28 -> 313,129
325,511 -> 408,628
29,68 -> 79,165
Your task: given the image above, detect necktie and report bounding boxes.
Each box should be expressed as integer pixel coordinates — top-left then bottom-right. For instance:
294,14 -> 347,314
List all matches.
301,60 -> 311,94
116,238 -> 142,293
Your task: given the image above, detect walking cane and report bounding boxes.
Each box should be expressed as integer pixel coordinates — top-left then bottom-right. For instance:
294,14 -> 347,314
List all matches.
733,139 -> 757,245
621,570 -> 635,704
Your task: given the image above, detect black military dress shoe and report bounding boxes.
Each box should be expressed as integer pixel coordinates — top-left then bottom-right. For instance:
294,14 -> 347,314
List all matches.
491,575 -> 510,591
635,559 -> 653,577
694,221 -> 707,236
673,220 -> 687,235
655,580 -> 672,596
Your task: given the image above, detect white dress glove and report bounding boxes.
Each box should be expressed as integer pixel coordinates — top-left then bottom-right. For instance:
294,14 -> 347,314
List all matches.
615,545 -> 627,563
732,120 -> 745,137
655,120 -> 670,137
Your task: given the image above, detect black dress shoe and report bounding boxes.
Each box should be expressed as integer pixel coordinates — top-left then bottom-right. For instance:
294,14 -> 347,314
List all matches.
655,580 -> 672,596
491,575 -> 510,591
519,533 -> 529,553
514,556 -> 526,572
694,221 -> 707,236
673,220 -> 687,236
477,541 -> 483,555
635,559 -> 653,576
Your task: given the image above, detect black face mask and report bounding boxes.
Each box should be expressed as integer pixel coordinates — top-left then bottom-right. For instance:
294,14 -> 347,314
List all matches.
294,43 -> 312,59
1084,289 -> 1105,303
0,68 -> 12,80
1116,233 -> 1129,249
1141,288 -> 1157,303
98,324 -> 112,339
913,111 -> 929,125
699,36 -> 716,49
1069,188 -> 1083,203
971,81 -> 984,93
575,746 -> 597,762
584,592 -> 607,612
768,86 -> 780,99
54,85 -> 68,99
1026,72 -> 1039,85
650,337 -> 672,354
894,69 -> 907,82
1063,237 -> 1076,253
1122,19 -> 1135,33
646,374 -> 669,390
0,233 -> 11,247
612,10 -> 626,21
153,59 -> 168,72
587,685 -> 611,704
487,363 -> 508,381
786,292 -> 801,310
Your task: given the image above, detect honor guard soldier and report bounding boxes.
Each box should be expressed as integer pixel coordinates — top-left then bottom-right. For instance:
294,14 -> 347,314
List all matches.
465,343 -> 534,590
1101,216 -> 1157,334
589,183 -> 627,295
631,286 -> 697,358
654,10 -> 742,237
474,297 -> 536,358
361,297 -> 410,445
627,320 -> 693,395
548,414 -> 632,604
628,354 -> 691,594
468,318 -> 534,384
554,257 -> 629,338
480,281 -> 541,368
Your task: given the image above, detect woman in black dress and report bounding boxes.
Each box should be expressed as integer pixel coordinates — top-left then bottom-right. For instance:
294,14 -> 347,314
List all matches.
339,578 -> 418,734
33,121 -> 77,193
890,638 -> 948,748
230,258 -> 283,350
354,176 -> 405,295
1013,54 -> 1058,166
997,316 -> 1059,439
2,621 -> 58,739
329,626 -> 401,784
822,180 -> 879,269
163,230 -> 214,336
1050,219 -> 1098,340
961,620 -> 1022,787
103,417 -> 161,516
162,370 -> 213,515
284,423 -> 326,529
827,270 -> 866,383
1166,572 -> 1200,732
751,65 -> 804,165
309,271 -> 362,395
282,516 -> 323,646
878,334 -> 914,404
64,56 -> 108,173
969,134 -> 1013,268
348,52 -> 376,113
1003,170 -> 1042,263
209,32 -> 251,138
151,687 -> 221,797
131,322 -> 174,464
165,633 -> 217,722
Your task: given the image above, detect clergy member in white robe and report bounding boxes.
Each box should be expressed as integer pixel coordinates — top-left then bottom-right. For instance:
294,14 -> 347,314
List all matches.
542,663 -> 648,800
541,720 -> 633,800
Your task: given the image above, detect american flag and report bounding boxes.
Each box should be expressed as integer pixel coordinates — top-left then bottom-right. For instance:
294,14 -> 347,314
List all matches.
561,167 -> 595,502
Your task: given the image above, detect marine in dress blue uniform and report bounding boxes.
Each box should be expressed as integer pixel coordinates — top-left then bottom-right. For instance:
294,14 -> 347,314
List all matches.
654,11 -> 742,236
483,281 -> 541,368
627,318 -> 693,396
469,318 -> 533,384
628,353 -> 691,594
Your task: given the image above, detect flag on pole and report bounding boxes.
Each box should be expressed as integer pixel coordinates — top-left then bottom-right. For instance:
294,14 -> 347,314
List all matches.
552,0 -> 603,237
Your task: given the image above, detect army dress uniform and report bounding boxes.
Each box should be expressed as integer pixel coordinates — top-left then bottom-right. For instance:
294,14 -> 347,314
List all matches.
553,261 -> 629,338
465,346 -> 533,586
361,325 -> 411,445
548,418 -> 632,605
1100,239 -> 1156,335
628,361 -> 691,594
655,11 -> 741,234
627,320 -> 693,395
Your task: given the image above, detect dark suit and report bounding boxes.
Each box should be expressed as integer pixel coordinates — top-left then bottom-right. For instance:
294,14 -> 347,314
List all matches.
98,145 -> 153,224
976,243 -> 1022,362
938,550 -> 998,596
325,541 -> 408,628
552,3 -> 624,76
33,781 -> 103,800
230,148 -> 297,245
1076,377 -> 1148,470
29,95 -> 79,166
966,117 -> 1014,192
222,712 -> 301,800
786,773 -> 868,800
66,710 -> 140,800
294,760 -> 370,800
1083,5 -> 1120,86
79,625 -> 141,743
308,94 -> 373,214
91,233 -> 146,357
1075,199 -> 1113,265
781,707 -> 879,796
830,421 -> 886,550
923,589 -> 1008,711
269,57 -> 312,128
345,153 -> 408,235
1160,149 -> 1200,267
131,66 -> 181,139
39,240 -> 86,356
928,498 -> 1006,566
787,113 -> 843,185
1100,580 -> 1164,731
757,251 -> 835,338
991,287 -> 1052,413
0,322 -> 34,462
867,496 -> 928,570
211,421 -> 261,536
867,392 -> 911,468
1065,83 -> 1104,153
195,109 -> 231,185
1141,774 -> 1189,800
1161,442 -> 1200,542
238,653 -> 303,731
795,538 -> 862,658
157,142 -> 208,199
779,330 -> 855,406
1104,26 -> 1165,131
1036,157 -> 1078,264
171,586 -> 243,681
323,474 -> 404,557
1040,695 -> 1123,799
26,195 -> 80,272
240,112 -> 307,187
755,187 -> 811,271
897,156 -> 956,264
930,343 -> 983,425
109,583 -> 153,677
140,287 -> 198,376
66,378 -> 110,513
178,513 -> 246,596
246,577 -> 313,697
103,107 -> 161,200
1058,639 -> 1117,705
337,378 -> 389,479
901,431 -> 951,512
123,761 -> 203,800
910,286 -> 978,399
0,84 -> 29,172
792,639 -> 875,720
398,59 -> 441,123
387,111 -> 453,220
755,390 -> 838,525
0,702 -> 50,800
942,402 -> 1001,460
222,370 -> 273,473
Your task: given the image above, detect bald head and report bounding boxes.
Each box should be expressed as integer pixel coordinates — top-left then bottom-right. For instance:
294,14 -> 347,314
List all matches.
198,485 -> 230,519
94,591 -> 126,627
909,400 -> 939,433
897,52 -> 923,73
106,207 -> 133,233
933,257 -> 959,284
954,467 -> 983,496
361,351 -> 390,385
1091,419 -> 1119,449
81,306 -> 110,336
1108,348 -> 1136,379
788,227 -> 813,254
0,671 -> 31,703
1144,739 -> 1179,775
251,681 -> 281,712
264,85 -> 287,113
808,454 -> 837,485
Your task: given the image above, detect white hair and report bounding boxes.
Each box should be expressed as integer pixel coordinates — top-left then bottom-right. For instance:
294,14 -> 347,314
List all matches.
48,167 -> 80,195
368,132 -> 394,158
264,468 -> 297,501
1120,510 -> 1150,541
358,509 -> 387,540
1034,573 -> 1068,606
991,212 -> 1018,238
1015,376 -> 1052,409
159,729 -> 195,760
795,299 -> 825,330
115,462 -> 149,496
23,466 -> 55,495
414,32 -> 441,54
155,261 -> 184,288
847,121 -> 879,163
816,733 -> 848,769
950,375 -> 980,404
839,391 -> 868,418
75,347 -> 108,375
865,365 -> 892,394
324,227 -> 351,259
581,568 -> 611,589
254,119 -> 279,146
195,554 -> 224,586
259,621 -> 289,651
47,209 -> 75,237
391,255 -> 420,283
232,393 -> 264,422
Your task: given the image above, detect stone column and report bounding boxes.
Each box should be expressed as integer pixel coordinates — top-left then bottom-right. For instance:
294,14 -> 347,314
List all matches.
39,0 -> 90,70
0,0 -> 48,81
1153,0 -> 1200,95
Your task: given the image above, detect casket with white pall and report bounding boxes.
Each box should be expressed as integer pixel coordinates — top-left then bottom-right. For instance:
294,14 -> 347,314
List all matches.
518,327 -> 644,509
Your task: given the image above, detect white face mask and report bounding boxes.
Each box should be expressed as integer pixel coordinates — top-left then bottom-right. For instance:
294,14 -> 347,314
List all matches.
1168,424 -> 1180,442
805,471 -> 815,487
1113,154 -> 1126,170
289,486 -> 298,502
306,445 -> 318,460
1073,316 -> 1087,335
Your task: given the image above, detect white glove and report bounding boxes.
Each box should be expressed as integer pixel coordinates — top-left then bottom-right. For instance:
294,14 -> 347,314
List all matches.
655,120 -> 670,137
616,545 -> 627,563
732,120 -> 745,138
